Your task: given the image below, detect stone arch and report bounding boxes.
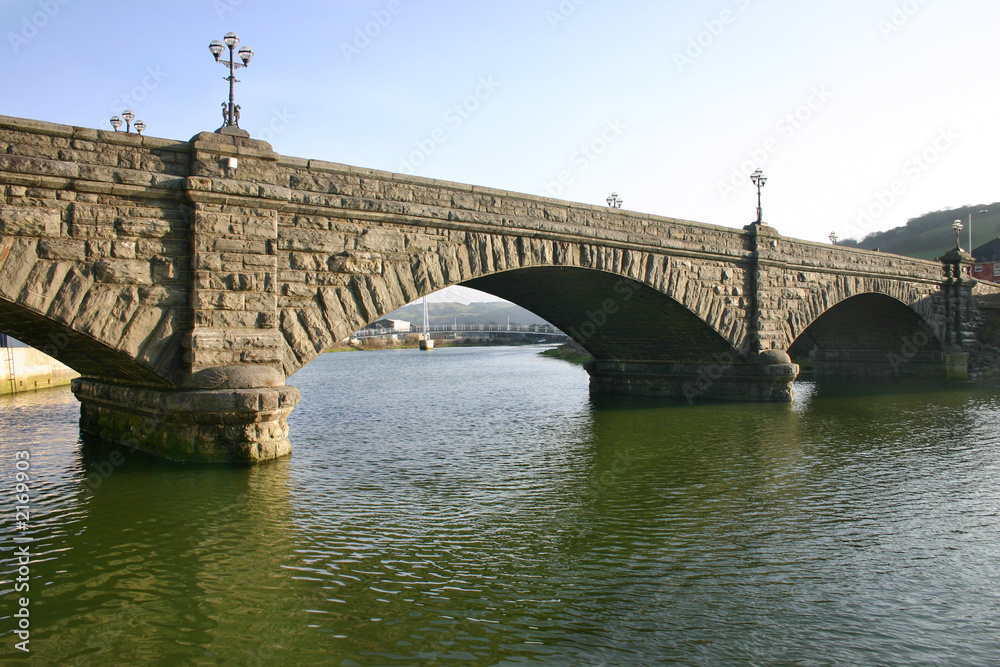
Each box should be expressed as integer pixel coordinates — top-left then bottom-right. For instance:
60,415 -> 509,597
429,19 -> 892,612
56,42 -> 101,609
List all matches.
788,292 -> 943,378
781,275 -> 942,351
277,231 -> 752,377
0,296 -> 175,387
463,266 -> 743,364
0,239 -> 180,387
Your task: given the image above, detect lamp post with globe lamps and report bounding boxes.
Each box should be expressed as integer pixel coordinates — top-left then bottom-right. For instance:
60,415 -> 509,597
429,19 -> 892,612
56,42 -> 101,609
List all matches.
750,169 -> 767,223
209,32 -> 253,129
110,109 -> 145,135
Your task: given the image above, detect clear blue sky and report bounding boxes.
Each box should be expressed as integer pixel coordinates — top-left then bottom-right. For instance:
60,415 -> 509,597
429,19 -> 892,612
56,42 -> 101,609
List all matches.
3,0 -> 998,247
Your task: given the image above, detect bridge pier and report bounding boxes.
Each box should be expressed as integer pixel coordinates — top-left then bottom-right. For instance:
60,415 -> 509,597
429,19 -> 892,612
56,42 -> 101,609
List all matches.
70,128 -> 303,463
586,352 -> 799,403
72,378 -> 299,463
939,245 -> 977,380
807,349 -> 944,378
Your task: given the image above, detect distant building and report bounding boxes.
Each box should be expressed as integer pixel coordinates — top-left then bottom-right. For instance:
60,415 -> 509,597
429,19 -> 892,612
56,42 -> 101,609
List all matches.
972,238 -> 1000,283
371,319 -> 411,333
973,263 -> 999,282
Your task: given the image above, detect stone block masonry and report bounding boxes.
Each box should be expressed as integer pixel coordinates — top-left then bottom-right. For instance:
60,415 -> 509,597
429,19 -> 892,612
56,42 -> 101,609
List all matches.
72,378 -> 298,463
1,114 -> 997,463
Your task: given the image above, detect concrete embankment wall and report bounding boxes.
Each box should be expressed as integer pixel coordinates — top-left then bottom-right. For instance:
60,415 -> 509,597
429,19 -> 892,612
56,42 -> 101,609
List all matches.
0,347 -> 79,395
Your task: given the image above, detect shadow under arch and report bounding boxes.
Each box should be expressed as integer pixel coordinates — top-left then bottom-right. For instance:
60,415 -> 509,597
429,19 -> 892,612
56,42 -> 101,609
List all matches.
788,292 -> 943,378
461,266 -> 744,364
280,264 -> 794,405
0,296 -> 172,387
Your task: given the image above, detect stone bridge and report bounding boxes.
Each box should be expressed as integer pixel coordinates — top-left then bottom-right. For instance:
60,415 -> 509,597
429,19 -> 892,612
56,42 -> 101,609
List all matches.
1,115 -> 996,462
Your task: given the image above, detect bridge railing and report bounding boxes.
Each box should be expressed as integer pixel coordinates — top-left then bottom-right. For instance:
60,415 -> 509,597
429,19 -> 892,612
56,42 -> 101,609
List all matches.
350,324 -> 563,338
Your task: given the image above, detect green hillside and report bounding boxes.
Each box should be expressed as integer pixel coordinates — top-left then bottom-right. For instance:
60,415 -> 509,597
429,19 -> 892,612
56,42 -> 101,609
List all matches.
838,202 -> 1000,259
383,301 -> 552,328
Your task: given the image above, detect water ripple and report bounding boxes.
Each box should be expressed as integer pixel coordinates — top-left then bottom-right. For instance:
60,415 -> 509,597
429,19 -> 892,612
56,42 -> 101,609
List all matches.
2,351 -> 1000,664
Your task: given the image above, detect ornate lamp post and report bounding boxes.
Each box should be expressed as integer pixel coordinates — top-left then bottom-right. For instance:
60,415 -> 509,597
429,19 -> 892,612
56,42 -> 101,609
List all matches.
829,231 -> 838,245
110,109 -> 145,134
209,32 -> 253,129
750,169 -> 767,223
606,192 -> 622,209
953,219 -> 964,249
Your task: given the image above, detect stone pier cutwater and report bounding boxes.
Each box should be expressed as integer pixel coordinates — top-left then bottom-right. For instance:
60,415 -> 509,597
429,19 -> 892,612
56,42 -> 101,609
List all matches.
0,114 -> 997,462
72,376 -> 299,463
587,351 -> 799,404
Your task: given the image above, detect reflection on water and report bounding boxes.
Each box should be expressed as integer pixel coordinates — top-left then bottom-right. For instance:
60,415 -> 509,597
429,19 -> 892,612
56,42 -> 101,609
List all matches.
1,346 -> 999,665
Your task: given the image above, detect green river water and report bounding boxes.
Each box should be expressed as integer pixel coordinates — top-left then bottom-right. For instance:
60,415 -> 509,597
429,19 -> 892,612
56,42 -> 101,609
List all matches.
2,345 -> 999,665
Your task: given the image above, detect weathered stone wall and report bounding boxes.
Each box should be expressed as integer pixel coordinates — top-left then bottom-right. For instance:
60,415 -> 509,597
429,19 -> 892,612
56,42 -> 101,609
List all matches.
73,377 -> 298,463
759,235 -> 947,350
3,113 -> 999,462
263,153 -> 755,376
0,116 -> 190,386
258,151 -> 979,377
181,130 -> 287,389
4,113 -> 982,388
